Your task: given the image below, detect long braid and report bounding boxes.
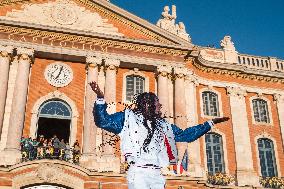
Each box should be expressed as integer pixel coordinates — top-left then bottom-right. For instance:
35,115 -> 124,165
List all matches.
133,92 -> 162,152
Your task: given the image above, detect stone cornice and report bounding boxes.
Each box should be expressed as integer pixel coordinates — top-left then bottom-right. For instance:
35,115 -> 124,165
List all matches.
0,39 -> 183,69
0,24 -> 189,57
193,55 -> 284,83
0,0 -> 192,48
194,75 -> 284,96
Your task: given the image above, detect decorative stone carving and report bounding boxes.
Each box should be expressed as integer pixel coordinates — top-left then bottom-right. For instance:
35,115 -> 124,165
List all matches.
174,67 -> 188,78
16,47 -> 34,57
220,36 -> 238,64
220,36 -> 236,51
0,45 -> 13,55
226,86 -> 247,98
157,65 -> 172,77
104,58 -> 120,70
199,49 -> 224,62
273,93 -> 284,103
1,0 -> 122,36
36,163 -> 64,182
156,5 -> 191,41
86,56 -> 103,66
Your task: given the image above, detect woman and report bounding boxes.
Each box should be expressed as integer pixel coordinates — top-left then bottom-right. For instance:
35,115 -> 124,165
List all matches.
90,81 -> 229,189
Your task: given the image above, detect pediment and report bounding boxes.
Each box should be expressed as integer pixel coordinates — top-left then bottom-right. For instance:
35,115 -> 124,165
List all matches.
0,0 -> 123,37
0,0 -> 192,47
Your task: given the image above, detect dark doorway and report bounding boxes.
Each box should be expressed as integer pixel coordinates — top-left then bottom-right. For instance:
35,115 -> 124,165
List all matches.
37,117 -> 71,142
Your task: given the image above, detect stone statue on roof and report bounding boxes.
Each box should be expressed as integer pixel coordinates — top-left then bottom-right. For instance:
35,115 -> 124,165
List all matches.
156,5 -> 191,42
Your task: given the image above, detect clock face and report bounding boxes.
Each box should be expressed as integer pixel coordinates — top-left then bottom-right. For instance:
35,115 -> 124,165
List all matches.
44,62 -> 73,88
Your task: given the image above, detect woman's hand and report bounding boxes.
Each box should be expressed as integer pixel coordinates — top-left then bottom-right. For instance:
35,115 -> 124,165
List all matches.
212,117 -> 230,124
89,81 -> 104,98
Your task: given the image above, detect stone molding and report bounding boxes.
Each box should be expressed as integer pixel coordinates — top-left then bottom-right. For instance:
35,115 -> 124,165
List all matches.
0,0 -> 122,37
196,51 -> 284,83
0,39 -> 184,68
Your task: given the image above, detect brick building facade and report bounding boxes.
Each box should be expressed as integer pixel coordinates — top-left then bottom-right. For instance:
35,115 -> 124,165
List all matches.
0,0 -> 283,188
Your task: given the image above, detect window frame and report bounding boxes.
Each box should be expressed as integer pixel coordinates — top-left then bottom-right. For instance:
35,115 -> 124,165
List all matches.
122,70 -> 149,103
257,138 -> 278,177
204,132 -> 226,175
125,75 -> 145,102
200,88 -> 223,119
250,96 -> 273,125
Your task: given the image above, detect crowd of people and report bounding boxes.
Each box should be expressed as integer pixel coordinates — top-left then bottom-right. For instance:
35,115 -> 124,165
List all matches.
20,135 -> 81,164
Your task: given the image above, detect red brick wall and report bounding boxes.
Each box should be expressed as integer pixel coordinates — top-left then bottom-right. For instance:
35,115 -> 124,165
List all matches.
196,84 -> 237,175
24,58 -> 86,145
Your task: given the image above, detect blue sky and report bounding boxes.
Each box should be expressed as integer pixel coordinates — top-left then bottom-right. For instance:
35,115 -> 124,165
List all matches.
111,0 -> 284,59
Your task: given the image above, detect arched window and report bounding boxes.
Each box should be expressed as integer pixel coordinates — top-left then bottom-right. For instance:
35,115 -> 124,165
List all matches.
202,91 -> 219,117
252,99 -> 270,123
39,100 -> 72,119
258,138 -> 277,177
205,133 -> 225,174
126,75 -> 145,101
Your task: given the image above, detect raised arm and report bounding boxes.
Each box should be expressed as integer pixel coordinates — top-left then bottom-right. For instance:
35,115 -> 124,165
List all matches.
171,117 -> 229,142
93,100 -> 124,134
171,122 -> 212,143
90,81 -> 125,134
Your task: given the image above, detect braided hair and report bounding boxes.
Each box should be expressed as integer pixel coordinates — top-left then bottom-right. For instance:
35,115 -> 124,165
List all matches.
133,92 -> 162,152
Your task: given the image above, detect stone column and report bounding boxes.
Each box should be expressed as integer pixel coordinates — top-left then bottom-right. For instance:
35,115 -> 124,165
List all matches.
0,47 -> 34,166
95,58 -> 120,173
173,67 -> 188,174
227,87 -> 260,187
0,45 -> 13,140
103,58 -> 120,156
157,65 -> 172,118
274,94 -> 284,149
80,56 -> 102,169
184,71 -> 205,177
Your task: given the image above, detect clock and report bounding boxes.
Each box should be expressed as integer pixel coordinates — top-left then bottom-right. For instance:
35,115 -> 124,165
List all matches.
44,62 -> 73,88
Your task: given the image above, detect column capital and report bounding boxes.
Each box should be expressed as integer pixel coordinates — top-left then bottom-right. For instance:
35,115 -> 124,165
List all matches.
0,45 -> 13,57
273,93 -> 284,103
104,58 -> 120,70
17,47 -> 34,64
157,65 -> 172,77
16,47 -> 34,57
226,86 -> 247,98
173,67 -> 188,79
184,70 -> 199,85
86,56 -> 103,66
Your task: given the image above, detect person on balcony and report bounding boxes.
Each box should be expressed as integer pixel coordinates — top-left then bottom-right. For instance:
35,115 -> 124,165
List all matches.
90,81 -> 229,189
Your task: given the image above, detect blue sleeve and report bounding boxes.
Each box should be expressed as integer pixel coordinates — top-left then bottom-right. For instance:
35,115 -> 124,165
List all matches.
171,122 -> 211,142
93,103 -> 125,134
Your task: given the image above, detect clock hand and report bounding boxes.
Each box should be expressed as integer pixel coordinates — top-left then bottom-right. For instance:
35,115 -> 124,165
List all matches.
55,66 -> 63,79
50,66 -> 59,79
